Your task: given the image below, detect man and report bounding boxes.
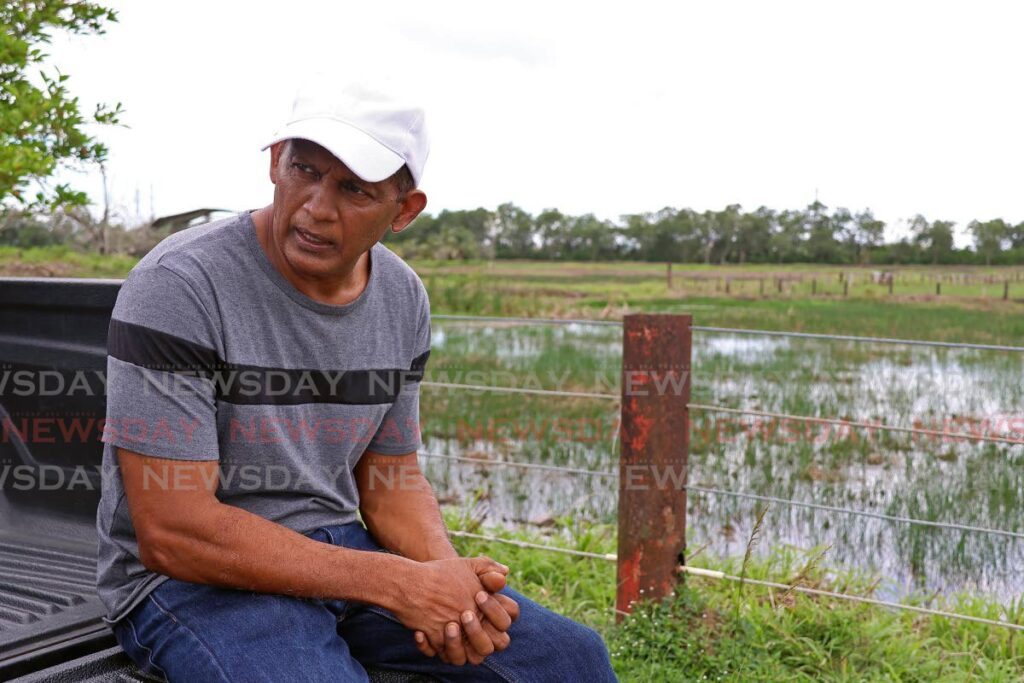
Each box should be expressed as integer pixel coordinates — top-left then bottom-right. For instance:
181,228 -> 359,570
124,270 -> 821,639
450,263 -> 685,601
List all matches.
95,80 -> 618,682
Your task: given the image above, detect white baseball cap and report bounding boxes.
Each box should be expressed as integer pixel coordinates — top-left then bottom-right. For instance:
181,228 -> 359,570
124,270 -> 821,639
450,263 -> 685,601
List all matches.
262,79 -> 430,187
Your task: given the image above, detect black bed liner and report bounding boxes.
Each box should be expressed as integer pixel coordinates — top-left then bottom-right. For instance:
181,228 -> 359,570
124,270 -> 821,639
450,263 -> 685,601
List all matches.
0,279 -> 119,680
0,525 -> 112,680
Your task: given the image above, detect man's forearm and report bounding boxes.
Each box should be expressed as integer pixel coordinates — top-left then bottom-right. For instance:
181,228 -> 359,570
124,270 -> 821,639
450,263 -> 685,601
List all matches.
139,499 -> 418,612
359,466 -> 457,562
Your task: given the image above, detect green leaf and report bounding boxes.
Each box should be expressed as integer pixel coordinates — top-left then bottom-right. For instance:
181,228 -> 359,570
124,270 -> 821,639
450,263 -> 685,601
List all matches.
0,1 -> 120,211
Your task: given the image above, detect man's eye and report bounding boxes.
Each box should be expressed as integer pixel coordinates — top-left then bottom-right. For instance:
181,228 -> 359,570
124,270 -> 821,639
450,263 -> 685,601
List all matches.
343,182 -> 368,196
292,162 -> 319,178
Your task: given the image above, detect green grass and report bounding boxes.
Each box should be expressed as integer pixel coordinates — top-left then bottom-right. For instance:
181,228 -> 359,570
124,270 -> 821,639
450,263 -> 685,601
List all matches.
446,514 -> 1024,682
0,245 -> 137,278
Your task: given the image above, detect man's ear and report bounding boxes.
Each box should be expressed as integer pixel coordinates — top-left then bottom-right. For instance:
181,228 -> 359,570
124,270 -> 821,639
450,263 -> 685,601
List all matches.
268,141 -> 286,185
391,190 -> 428,233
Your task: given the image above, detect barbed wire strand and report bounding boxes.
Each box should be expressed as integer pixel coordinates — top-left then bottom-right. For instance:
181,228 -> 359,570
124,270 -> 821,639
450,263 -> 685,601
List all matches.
687,403 -> 1024,447
419,452 -> 1024,541
684,484 -> 1024,541
432,314 -> 622,327
447,529 -> 1024,632
447,529 -> 617,560
420,451 -> 616,479
420,381 -> 619,401
677,565 -> 1024,632
430,314 -> 1024,353
691,326 -> 1024,354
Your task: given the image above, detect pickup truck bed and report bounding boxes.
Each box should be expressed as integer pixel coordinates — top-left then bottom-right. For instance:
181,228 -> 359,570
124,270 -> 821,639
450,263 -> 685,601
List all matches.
0,279 -> 123,680
0,278 -> 425,682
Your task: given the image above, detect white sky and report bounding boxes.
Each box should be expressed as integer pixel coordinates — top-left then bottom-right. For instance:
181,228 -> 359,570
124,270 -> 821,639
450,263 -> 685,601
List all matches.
49,0 -> 1024,246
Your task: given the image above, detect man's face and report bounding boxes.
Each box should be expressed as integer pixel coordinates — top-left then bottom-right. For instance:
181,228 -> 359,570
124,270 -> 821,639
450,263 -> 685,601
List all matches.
266,139 -> 424,282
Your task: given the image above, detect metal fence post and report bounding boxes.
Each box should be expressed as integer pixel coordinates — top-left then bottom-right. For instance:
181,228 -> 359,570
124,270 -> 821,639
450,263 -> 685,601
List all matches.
616,314 -> 692,618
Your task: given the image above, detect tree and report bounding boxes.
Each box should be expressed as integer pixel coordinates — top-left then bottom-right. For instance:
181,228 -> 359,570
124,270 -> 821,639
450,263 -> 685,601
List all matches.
907,214 -> 930,263
772,209 -> 807,263
647,207 -> 690,263
804,201 -> 843,263
493,203 -> 537,258
969,219 -> 1009,266
1,1 -> 122,210
712,204 -> 742,264
734,206 -> 774,264
535,208 -> 571,259
929,220 -> 955,264
568,213 -> 619,261
908,215 -> 954,264
693,210 -> 721,264
847,209 -> 885,264
1009,221 -> 1024,250
0,209 -> 63,245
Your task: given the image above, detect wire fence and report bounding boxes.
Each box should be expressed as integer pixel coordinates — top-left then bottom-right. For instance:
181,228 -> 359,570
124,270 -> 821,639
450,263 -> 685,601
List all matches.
449,529 -> 1024,633
424,313 -> 1024,633
687,403 -> 1024,447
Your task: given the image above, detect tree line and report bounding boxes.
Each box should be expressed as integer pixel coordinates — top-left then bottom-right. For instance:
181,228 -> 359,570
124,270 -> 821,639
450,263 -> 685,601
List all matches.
387,201 -> 1024,266
4,200 -> 1022,267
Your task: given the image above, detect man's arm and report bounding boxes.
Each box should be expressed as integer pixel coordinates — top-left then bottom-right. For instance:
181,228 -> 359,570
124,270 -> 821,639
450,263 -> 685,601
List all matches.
356,450 -> 516,606
356,451 -> 520,665
355,450 -> 458,562
118,447 -> 506,650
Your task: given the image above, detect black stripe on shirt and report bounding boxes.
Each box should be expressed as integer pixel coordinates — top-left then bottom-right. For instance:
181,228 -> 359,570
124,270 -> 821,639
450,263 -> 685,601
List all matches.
107,318 -> 428,405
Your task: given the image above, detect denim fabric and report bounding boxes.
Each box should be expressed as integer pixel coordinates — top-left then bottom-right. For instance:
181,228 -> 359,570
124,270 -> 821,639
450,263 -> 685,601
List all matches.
111,523 -> 618,682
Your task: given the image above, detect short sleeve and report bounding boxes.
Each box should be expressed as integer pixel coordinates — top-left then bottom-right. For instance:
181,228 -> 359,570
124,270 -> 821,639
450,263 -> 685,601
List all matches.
366,286 -> 431,455
102,264 -> 222,461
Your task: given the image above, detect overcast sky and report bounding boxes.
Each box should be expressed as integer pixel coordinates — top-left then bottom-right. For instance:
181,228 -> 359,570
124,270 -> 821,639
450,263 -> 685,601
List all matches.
49,1 -> 1023,245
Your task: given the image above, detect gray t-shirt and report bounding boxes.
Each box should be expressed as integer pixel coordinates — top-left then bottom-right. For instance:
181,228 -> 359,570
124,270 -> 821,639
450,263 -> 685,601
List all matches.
95,211 -> 430,625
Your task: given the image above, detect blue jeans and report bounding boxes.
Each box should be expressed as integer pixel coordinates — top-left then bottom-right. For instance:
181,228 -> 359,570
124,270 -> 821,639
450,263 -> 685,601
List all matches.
111,522 -> 617,682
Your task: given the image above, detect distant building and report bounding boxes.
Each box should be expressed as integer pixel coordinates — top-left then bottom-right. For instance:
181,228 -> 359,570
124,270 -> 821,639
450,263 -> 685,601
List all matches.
151,208 -> 234,233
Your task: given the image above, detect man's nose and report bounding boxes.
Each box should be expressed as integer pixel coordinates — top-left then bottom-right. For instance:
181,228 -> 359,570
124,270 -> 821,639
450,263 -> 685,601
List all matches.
305,183 -> 340,223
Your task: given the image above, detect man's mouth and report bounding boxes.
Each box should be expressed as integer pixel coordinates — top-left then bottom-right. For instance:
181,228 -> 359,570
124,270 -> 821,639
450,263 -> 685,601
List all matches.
293,226 -> 334,249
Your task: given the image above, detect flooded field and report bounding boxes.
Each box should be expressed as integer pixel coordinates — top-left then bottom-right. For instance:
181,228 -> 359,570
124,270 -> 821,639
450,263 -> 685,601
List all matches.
420,319 -> 1024,602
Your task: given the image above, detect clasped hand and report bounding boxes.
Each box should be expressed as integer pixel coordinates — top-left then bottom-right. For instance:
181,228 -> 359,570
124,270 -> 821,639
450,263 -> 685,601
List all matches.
393,556 -> 519,666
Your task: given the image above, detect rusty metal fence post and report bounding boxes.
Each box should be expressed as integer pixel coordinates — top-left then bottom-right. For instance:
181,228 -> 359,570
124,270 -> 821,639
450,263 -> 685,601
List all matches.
616,314 -> 692,617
